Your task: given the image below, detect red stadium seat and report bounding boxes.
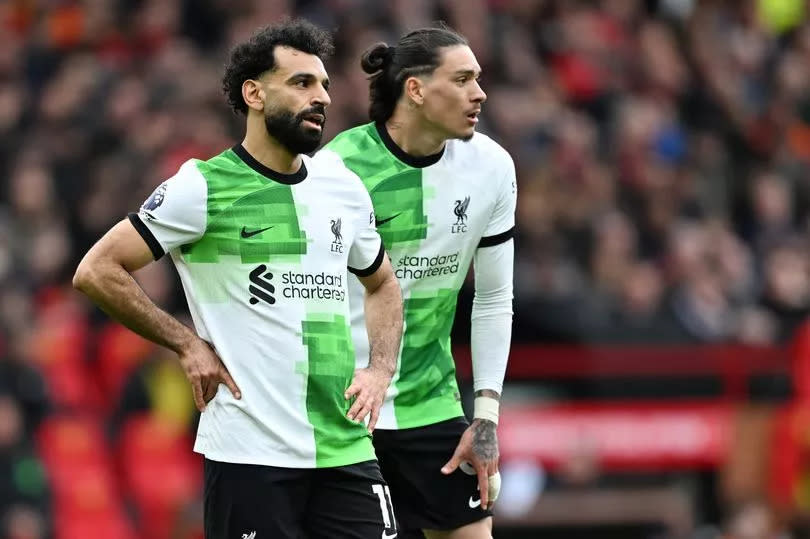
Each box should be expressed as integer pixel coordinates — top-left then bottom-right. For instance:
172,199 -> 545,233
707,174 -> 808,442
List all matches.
28,290 -> 102,411
50,462 -> 121,516
95,321 -> 156,406
38,416 -> 136,538
118,414 -> 202,539
54,509 -> 137,539
37,415 -> 109,468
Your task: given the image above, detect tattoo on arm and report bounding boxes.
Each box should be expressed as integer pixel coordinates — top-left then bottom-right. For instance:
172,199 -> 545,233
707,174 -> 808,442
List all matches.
475,389 -> 501,400
472,389 -> 500,461
472,419 -> 499,461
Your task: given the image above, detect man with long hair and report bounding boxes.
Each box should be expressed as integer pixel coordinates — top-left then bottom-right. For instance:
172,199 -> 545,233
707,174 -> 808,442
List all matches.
321,23 -> 515,539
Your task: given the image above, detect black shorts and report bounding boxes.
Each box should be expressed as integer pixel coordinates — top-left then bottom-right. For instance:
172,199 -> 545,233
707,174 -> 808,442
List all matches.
203,458 -> 398,539
373,417 -> 492,536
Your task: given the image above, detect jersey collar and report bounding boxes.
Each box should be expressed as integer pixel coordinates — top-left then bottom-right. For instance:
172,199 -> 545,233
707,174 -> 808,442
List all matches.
232,144 -> 308,184
374,122 -> 444,168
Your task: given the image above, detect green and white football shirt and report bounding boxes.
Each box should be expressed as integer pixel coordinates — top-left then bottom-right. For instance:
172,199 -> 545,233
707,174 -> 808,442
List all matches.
322,122 -> 516,430
129,145 -> 384,468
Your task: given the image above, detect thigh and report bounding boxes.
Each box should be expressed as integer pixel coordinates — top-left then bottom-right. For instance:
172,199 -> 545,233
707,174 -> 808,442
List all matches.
373,418 -> 493,533
306,460 -> 397,539
204,458 -> 309,539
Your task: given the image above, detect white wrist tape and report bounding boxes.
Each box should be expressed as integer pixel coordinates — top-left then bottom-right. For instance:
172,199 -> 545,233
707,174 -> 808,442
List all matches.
473,396 -> 500,425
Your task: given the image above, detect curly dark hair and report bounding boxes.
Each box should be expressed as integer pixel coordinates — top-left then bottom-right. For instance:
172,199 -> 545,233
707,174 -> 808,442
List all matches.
360,23 -> 467,123
222,19 -> 335,115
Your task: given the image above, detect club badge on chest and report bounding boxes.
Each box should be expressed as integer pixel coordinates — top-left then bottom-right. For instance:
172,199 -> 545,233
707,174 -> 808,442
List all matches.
452,196 -> 470,234
330,218 -> 344,253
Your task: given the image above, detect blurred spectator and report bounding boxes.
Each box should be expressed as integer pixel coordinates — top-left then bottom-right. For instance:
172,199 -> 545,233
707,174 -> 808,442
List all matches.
0,396 -> 50,539
109,345 -> 198,440
721,500 -> 791,539
759,239 -> 810,340
3,0 -> 810,345
0,355 -> 49,440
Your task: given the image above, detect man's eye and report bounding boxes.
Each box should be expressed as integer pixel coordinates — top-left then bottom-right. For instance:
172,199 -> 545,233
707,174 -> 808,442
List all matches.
295,80 -> 307,88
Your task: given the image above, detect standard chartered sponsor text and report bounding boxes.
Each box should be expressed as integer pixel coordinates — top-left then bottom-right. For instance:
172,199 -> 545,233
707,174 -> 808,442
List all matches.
281,271 -> 345,301
395,251 -> 460,279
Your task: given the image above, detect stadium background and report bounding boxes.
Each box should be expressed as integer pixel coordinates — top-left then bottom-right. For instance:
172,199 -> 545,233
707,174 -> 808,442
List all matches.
3,0 -> 810,537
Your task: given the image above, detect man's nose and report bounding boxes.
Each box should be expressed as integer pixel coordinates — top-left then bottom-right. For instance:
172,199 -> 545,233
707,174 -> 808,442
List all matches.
472,81 -> 486,103
313,85 -> 331,107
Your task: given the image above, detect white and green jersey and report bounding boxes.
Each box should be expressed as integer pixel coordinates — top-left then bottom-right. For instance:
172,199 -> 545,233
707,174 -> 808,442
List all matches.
129,145 -> 384,468
322,122 -> 516,430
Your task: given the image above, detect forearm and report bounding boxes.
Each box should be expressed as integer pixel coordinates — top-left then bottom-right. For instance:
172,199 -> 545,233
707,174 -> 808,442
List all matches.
471,240 -> 514,394
364,275 -> 403,376
74,259 -> 196,354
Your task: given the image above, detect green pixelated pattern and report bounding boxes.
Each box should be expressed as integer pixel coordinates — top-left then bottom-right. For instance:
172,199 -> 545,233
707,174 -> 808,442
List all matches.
300,313 -> 375,467
326,124 -> 428,247
181,150 -> 308,263
328,124 -> 466,429
394,288 -> 464,427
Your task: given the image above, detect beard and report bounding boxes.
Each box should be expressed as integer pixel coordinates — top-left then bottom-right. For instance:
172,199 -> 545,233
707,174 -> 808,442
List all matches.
263,104 -> 326,155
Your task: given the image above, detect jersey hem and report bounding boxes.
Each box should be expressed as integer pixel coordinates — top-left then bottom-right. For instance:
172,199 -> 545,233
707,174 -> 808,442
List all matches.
383,407 -> 466,431
194,448 -> 377,469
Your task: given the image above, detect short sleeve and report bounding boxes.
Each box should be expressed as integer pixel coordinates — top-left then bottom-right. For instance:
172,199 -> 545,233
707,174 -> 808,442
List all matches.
128,160 -> 208,260
347,189 -> 384,277
479,152 -> 517,248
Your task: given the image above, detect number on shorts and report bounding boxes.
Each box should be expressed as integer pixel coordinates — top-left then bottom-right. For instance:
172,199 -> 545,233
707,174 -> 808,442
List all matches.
372,484 -> 395,530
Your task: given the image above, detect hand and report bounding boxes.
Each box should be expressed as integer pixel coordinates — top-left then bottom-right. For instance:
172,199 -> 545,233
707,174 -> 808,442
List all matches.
344,364 -> 393,432
441,419 -> 500,510
177,338 -> 241,412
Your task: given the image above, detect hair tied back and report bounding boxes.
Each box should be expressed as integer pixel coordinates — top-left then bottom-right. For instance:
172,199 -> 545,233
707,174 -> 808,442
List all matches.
361,42 -> 394,74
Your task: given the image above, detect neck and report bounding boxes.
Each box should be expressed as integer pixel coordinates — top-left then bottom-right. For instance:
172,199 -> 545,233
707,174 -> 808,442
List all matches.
385,108 -> 446,157
242,114 -> 302,174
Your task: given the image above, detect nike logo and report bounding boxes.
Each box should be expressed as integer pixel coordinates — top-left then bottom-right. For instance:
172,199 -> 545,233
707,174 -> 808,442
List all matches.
374,213 -> 401,227
241,226 -> 273,238
468,495 -> 481,509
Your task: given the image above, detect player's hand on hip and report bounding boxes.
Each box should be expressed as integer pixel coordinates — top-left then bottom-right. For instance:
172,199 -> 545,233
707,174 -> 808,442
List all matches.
178,338 -> 241,412
344,365 -> 392,432
441,418 -> 500,510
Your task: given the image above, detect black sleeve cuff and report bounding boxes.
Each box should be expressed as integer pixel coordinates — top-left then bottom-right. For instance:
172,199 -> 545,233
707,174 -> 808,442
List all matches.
128,212 -> 165,260
478,226 -> 514,248
348,241 -> 385,277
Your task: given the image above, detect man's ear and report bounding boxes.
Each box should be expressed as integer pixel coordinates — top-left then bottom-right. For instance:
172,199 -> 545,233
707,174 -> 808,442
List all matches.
242,79 -> 265,112
404,76 -> 425,106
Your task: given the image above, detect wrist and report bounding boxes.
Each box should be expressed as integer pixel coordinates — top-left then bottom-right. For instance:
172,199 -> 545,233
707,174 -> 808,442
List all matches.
171,327 -> 198,356
473,396 -> 500,425
368,357 -> 395,377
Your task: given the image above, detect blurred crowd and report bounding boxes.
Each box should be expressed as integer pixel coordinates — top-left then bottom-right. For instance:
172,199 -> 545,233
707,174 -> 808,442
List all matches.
2,0 -> 810,538
2,0 -> 810,348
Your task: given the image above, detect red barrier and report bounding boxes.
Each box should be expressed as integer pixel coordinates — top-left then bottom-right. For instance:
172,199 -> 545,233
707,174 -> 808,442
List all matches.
454,344 -> 789,399
499,401 -> 733,471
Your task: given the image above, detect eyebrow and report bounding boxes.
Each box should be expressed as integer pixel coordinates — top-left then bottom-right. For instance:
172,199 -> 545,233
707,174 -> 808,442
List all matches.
287,72 -> 330,88
452,69 -> 480,78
